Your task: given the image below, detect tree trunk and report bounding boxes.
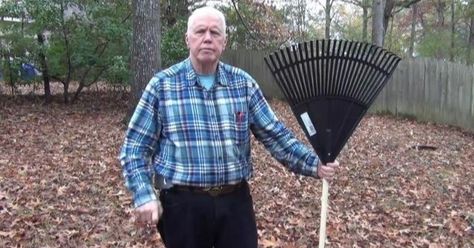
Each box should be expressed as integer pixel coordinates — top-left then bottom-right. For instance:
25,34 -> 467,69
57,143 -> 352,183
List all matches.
372,0 -> 385,46
162,0 -> 189,27
409,4 -> 417,58
72,66 -> 107,103
5,53 -> 15,94
72,43 -> 108,103
468,16 -> 474,65
325,0 -> 332,39
362,0 -> 369,42
436,0 -> 446,27
294,0 -> 306,41
60,1 -> 71,104
37,33 -> 52,103
127,0 -> 161,122
449,0 -> 455,62
383,0 -> 394,39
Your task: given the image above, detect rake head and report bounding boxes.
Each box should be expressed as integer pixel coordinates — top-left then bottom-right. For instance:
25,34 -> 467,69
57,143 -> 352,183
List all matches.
265,39 -> 401,163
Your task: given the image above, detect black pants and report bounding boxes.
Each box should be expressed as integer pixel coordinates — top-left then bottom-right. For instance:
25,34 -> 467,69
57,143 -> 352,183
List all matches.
157,182 -> 258,248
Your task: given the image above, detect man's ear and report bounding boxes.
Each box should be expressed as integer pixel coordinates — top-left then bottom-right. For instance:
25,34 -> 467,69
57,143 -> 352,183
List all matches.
222,36 -> 227,51
185,33 -> 189,48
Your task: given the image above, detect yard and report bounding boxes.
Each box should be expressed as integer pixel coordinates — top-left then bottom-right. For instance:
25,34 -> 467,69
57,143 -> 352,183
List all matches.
0,87 -> 473,247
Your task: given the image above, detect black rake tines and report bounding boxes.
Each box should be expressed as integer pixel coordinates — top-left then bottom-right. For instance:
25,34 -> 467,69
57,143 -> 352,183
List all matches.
265,40 -> 400,107
265,39 -> 401,164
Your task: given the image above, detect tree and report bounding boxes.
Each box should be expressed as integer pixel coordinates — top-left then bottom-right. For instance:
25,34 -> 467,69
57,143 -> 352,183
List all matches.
0,1 -> 41,95
466,1 -> 474,65
224,0 -> 289,49
0,0 -> 132,103
342,0 -> 374,42
372,0 -> 385,46
161,0 -> 189,27
361,0 -> 370,41
160,0 -> 190,68
37,33 -> 52,103
408,3 -> 418,57
69,1 -> 132,102
405,0 -> 472,62
324,0 -> 335,39
469,15 -> 474,64
281,0 -> 309,42
128,0 -> 161,120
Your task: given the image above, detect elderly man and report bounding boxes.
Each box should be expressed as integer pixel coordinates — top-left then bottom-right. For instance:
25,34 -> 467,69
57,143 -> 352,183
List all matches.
120,6 -> 339,248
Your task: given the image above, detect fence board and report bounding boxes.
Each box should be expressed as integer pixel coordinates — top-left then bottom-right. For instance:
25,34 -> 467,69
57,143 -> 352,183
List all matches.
471,68 -> 474,118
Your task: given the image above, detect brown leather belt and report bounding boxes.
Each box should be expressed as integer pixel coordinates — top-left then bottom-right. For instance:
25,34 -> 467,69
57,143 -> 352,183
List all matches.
171,181 -> 245,197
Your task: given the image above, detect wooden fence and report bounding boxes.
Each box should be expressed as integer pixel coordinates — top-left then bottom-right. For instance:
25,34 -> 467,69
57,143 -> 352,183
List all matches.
222,50 -> 474,132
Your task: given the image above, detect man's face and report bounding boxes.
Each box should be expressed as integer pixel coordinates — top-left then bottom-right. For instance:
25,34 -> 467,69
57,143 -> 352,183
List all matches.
186,14 -> 227,68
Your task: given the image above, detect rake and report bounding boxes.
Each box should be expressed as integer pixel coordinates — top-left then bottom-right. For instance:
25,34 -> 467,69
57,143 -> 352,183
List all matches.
264,39 -> 401,247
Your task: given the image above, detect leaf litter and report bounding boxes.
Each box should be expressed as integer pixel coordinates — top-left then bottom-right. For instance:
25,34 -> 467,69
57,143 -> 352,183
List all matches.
0,90 -> 472,247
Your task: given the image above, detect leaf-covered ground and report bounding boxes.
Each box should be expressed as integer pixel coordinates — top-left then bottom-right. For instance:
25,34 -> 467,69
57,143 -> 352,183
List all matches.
1,89 -> 473,247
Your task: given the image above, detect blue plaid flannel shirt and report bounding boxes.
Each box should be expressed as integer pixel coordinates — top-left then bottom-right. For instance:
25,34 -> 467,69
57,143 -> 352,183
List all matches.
119,59 -> 319,207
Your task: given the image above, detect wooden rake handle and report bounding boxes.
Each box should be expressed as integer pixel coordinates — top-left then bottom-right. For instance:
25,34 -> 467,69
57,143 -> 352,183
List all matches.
319,129 -> 332,248
318,178 -> 329,248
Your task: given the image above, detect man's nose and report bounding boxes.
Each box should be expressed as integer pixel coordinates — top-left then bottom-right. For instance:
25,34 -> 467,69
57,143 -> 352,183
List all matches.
203,31 -> 212,41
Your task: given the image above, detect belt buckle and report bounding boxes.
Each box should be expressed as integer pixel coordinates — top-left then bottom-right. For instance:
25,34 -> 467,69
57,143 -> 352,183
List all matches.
204,186 -> 223,197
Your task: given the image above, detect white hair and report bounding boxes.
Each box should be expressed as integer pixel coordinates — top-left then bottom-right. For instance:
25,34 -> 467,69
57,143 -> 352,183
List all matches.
187,6 -> 226,36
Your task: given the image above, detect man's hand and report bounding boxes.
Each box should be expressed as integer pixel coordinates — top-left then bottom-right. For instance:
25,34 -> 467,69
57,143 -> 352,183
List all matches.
317,160 -> 340,180
134,200 -> 163,227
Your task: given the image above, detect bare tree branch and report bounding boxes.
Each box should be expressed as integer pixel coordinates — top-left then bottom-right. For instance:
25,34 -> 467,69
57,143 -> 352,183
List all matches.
230,0 -> 267,48
392,0 -> 421,15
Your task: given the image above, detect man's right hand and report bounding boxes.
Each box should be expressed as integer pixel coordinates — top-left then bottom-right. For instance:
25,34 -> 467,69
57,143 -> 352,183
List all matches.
134,200 -> 163,227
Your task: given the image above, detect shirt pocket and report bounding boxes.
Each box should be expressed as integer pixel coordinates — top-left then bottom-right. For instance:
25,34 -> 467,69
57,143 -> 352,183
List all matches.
232,111 -> 249,145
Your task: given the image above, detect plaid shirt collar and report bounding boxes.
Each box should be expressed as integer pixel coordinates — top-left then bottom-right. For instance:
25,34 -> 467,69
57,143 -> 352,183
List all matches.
184,59 -> 230,87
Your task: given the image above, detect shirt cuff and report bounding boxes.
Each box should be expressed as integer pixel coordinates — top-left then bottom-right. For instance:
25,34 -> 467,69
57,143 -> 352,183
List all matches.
304,155 -> 320,178
133,184 -> 157,208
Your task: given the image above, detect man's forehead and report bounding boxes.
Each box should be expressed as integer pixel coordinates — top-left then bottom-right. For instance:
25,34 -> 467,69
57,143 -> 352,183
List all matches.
191,19 -> 224,30
192,23 -> 222,29
192,14 -> 222,23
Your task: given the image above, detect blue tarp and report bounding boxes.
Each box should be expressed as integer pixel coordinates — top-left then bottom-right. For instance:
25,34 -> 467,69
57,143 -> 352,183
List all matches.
20,63 -> 41,80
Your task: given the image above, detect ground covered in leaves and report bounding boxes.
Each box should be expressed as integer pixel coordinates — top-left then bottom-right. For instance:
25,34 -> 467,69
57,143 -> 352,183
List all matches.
1,88 -> 473,247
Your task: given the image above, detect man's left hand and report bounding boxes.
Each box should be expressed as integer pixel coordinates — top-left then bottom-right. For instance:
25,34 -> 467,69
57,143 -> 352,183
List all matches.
317,160 -> 340,180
